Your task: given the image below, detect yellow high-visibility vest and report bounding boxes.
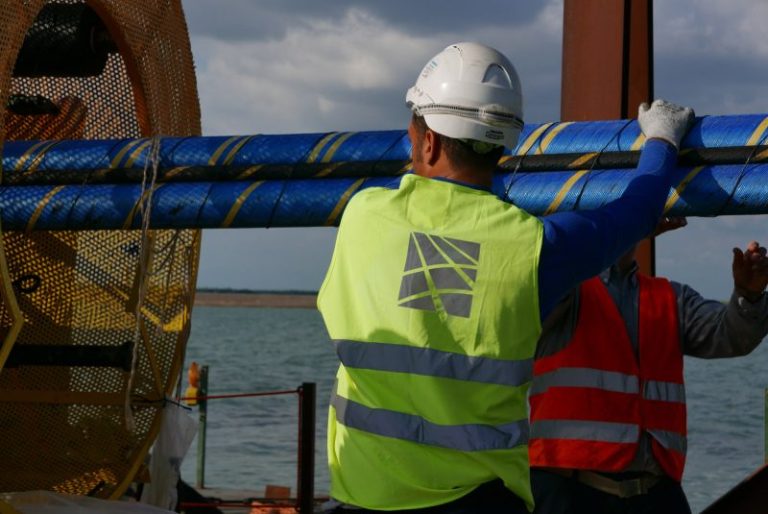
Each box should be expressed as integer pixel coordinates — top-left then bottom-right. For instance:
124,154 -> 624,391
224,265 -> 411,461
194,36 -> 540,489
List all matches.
318,174 -> 543,511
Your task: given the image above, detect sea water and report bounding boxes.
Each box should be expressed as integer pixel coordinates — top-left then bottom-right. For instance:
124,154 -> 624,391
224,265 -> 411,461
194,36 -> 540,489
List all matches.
179,306 -> 768,513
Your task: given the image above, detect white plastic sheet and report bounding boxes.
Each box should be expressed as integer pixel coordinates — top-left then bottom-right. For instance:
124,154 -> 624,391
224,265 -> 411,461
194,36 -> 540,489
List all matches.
140,402 -> 198,510
0,490 -> 175,514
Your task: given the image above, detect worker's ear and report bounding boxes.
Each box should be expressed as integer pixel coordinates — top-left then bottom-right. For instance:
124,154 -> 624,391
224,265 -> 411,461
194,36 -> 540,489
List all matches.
424,129 -> 441,166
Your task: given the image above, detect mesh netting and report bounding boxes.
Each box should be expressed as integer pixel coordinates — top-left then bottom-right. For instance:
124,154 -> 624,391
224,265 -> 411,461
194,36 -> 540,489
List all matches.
0,0 -> 200,499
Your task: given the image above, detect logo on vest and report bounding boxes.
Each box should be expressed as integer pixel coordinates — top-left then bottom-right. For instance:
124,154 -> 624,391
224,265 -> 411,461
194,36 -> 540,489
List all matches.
398,232 -> 480,318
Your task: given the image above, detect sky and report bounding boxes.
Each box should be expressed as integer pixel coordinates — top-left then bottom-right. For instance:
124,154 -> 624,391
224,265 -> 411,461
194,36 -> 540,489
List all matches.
182,0 -> 768,300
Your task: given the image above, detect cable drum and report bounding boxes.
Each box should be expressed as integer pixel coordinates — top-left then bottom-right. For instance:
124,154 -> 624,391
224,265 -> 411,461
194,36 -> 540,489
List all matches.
0,0 -> 200,500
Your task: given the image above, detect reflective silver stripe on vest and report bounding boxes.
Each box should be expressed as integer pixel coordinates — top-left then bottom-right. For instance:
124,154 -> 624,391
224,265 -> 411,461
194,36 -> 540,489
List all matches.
531,419 -> 639,443
643,380 -> 686,403
334,339 -> 532,387
332,391 -> 529,452
529,367 -> 639,396
648,429 -> 687,453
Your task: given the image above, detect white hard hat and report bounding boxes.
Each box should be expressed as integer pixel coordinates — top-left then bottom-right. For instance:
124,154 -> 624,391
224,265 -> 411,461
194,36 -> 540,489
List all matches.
405,42 -> 524,150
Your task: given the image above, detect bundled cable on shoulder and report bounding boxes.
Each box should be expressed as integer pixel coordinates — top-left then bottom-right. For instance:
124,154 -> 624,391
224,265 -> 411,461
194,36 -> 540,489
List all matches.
1,113 -> 767,230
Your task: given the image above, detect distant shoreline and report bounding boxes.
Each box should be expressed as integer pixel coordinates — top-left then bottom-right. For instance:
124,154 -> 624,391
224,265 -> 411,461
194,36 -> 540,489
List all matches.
194,291 -> 317,308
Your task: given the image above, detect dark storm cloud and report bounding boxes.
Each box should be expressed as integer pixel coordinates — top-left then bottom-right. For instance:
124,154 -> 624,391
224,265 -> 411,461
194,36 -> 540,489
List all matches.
360,2 -> 544,32
183,1 -> 340,42
182,0 -> 546,42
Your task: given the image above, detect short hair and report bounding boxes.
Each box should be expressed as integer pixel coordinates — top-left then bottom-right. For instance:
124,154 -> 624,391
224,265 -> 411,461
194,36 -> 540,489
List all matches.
411,115 -> 504,173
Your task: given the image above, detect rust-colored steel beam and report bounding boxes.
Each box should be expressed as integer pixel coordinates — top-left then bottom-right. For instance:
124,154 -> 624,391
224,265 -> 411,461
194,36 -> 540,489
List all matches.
561,0 -> 656,275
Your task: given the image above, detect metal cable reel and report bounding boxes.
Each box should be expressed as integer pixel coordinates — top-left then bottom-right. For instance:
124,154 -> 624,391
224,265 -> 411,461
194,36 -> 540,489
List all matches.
0,0 -> 201,499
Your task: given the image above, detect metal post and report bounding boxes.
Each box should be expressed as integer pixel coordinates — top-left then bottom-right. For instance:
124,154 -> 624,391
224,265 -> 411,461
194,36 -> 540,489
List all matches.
297,382 -> 316,513
196,365 -> 209,489
561,0 -> 656,275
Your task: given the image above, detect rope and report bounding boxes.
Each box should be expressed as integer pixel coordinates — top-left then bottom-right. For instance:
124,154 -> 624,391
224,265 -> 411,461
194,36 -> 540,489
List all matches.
124,135 -> 161,431
714,131 -> 768,217
502,121 -> 557,201
573,119 -> 634,211
179,389 -> 299,402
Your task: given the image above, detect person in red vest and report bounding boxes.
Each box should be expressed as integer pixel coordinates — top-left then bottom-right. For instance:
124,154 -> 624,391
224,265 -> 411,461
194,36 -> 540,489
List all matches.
529,218 -> 768,514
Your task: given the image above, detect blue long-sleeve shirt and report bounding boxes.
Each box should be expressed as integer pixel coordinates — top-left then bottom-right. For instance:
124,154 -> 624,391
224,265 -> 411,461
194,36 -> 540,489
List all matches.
537,139 -> 677,319
435,139 -> 677,319
420,139 -> 677,321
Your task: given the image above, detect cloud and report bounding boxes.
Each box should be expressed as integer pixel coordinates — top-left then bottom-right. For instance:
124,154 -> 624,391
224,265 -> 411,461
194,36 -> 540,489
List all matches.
192,8 -> 434,135
351,1 -> 546,34
189,1 -> 564,136
656,0 -> 768,59
655,0 -> 768,115
182,1 -> 548,42
183,1 -> 347,42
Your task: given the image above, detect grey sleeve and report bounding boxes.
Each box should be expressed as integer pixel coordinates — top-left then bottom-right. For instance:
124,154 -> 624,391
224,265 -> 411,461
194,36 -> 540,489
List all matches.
673,281 -> 768,358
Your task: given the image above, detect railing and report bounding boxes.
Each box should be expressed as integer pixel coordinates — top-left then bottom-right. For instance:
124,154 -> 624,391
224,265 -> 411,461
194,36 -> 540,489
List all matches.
180,364 -> 317,512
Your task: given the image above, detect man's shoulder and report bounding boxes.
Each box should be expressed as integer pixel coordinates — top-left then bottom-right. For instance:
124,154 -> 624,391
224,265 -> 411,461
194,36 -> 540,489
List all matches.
341,185 -> 400,220
347,184 -> 398,204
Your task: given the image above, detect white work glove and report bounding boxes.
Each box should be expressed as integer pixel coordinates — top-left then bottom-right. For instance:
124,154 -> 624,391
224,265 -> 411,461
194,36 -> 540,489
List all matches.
637,99 -> 695,149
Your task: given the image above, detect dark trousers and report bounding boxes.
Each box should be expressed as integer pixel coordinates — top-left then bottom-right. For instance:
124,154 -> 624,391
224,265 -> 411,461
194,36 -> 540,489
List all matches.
531,469 -> 692,514
327,479 -> 528,514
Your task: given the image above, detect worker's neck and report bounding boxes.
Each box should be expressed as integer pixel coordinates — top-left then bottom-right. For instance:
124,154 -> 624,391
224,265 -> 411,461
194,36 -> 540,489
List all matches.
615,248 -> 637,274
416,161 -> 493,189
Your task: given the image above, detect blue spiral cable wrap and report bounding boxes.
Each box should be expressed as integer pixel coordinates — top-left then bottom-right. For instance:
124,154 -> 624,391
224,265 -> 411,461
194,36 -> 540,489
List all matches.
1,114 -> 767,231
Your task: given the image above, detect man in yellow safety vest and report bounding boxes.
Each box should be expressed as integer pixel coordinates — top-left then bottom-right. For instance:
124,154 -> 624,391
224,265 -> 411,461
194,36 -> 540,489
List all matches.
318,41 -> 695,513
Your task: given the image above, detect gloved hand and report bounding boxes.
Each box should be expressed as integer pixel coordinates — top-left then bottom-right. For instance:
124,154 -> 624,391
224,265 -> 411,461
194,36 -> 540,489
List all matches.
638,99 -> 695,149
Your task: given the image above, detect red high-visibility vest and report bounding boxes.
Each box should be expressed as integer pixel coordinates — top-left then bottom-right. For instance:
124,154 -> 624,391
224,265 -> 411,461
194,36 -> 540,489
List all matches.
529,274 -> 687,481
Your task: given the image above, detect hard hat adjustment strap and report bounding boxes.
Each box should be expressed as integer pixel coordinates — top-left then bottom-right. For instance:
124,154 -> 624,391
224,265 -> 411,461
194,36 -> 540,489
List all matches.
413,103 -> 523,129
